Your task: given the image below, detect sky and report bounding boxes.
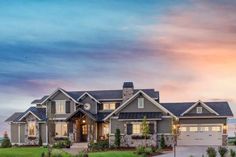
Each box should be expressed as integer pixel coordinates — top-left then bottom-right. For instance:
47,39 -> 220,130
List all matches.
0,0 -> 236,135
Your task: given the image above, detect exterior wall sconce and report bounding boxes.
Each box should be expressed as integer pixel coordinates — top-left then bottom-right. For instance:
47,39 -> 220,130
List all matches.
82,120 -> 86,123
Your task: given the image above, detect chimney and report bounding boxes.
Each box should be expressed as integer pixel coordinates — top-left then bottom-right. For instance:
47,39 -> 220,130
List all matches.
122,82 -> 134,102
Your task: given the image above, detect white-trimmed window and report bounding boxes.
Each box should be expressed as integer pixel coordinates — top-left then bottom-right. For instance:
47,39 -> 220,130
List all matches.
180,127 -> 187,132
55,122 -> 68,137
138,98 -> 144,109
189,127 -> 198,132
56,100 -> 66,114
212,126 -> 221,132
200,127 -> 209,131
28,121 -> 36,137
133,124 -> 141,134
196,107 -> 203,114
103,103 -> 116,110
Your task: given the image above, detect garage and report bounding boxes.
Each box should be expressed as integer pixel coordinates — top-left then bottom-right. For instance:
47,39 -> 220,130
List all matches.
177,124 -> 223,146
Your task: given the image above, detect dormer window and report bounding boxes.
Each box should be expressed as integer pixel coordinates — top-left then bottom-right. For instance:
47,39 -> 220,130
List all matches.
196,107 -> 202,114
103,102 -> 116,110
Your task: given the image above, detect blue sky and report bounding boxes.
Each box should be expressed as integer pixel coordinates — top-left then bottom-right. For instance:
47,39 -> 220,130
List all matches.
1,0 -> 236,135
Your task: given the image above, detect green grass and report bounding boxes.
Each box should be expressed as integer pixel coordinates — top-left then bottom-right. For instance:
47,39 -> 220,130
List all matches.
89,151 -> 137,157
0,147 -> 47,157
0,147 -> 137,157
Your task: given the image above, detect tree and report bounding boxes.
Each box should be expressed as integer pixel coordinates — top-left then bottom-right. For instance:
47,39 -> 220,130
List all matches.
160,134 -> 165,149
1,131 -> 11,148
115,129 -> 121,148
141,116 -> 149,147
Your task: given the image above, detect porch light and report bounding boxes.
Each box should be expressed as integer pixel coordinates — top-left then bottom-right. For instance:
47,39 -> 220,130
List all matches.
82,120 -> 86,123
223,124 -> 227,133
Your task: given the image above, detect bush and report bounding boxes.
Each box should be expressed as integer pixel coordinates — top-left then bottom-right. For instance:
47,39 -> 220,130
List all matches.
207,147 -> 217,157
136,146 -> 145,155
135,146 -> 154,157
144,147 -> 153,155
52,138 -> 71,148
1,132 -> 11,148
234,140 -> 236,146
160,135 -> 165,149
89,140 -> 109,151
51,149 -> 63,157
218,146 -> 228,157
72,151 -> 88,157
39,136 -> 43,146
230,149 -> 236,157
115,129 -> 121,147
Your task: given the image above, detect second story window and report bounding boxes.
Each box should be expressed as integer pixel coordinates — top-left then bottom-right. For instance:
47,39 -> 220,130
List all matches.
138,98 -> 144,109
103,102 -> 116,110
56,100 -> 65,114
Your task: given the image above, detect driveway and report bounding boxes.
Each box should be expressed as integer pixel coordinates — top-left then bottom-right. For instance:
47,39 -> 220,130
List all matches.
156,146 -> 236,157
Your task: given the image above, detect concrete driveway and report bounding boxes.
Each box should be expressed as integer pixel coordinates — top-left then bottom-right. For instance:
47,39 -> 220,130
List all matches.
156,146 -> 236,157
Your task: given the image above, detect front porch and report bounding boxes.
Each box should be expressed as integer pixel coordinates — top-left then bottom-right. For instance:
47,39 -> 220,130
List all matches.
66,108 -> 109,144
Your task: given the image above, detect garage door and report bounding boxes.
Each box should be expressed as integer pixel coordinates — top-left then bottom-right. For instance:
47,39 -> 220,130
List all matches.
177,125 -> 222,146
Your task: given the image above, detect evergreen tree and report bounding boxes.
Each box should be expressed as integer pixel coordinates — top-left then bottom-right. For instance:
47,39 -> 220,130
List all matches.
115,129 -> 121,148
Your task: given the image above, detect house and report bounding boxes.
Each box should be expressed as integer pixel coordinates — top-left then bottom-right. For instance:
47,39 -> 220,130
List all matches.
5,82 -> 233,146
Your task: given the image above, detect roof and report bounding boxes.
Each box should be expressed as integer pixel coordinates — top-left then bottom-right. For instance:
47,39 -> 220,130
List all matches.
119,112 -> 162,119
161,101 -> 233,117
66,108 -> 97,121
94,112 -> 111,122
5,112 -> 23,122
32,89 -> 159,104
31,96 -> 48,104
17,107 -> 46,122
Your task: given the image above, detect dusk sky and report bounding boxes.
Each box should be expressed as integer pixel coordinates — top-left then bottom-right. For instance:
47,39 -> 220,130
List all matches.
1,0 -> 236,135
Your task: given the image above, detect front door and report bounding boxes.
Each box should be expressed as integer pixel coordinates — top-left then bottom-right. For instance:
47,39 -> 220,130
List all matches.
81,124 -> 88,142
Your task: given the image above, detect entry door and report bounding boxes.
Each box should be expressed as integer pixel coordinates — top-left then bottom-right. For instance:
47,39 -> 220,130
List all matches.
81,124 -> 88,142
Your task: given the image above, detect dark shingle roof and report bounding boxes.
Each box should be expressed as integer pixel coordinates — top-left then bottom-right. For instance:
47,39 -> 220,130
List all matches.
161,101 -> 233,117
16,107 -> 46,121
95,112 -> 112,122
31,96 -> 48,104
119,112 -> 162,119
31,89 -> 159,104
5,112 -> 23,122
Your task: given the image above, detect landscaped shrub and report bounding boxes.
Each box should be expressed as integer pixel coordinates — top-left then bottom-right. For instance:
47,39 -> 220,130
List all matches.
52,138 -> 71,148
218,146 -> 228,157
89,140 -> 109,151
1,132 -> 11,148
144,147 -> 153,155
72,151 -> 88,157
230,149 -> 236,157
207,147 -> 217,157
135,146 -> 155,157
115,128 -> 121,147
51,149 -> 63,157
160,134 -> 165,149
136,146 -> 145,155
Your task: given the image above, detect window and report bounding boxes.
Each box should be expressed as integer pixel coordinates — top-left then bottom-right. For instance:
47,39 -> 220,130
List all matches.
102,123 -> 109,136
138,98 -> 144,109
56,100 -> 65,114
28,121 -> 36,137
212,126 -> 221,132
103,102 -> 116,110
200,127 -> 209,131
189,127 -> 198,132
180,127 -> 187,132
82,125 -> 87,135
133,124 -> 141,134
55,122 -> 68,137
196,107 -> 202,114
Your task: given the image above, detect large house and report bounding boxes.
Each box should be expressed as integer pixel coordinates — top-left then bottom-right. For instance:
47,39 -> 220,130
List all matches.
5,82 -> 233,146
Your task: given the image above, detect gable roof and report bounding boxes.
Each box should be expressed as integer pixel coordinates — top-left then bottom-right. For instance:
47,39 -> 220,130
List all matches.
104,90 -> 176,121
181,100 -> 219,116
77,92 -> 101,104
66,108 -> 96,121
31,89 -> 159,104
17,107 -> 46,121
161,101 -> 233,117
5,112 -> 23,122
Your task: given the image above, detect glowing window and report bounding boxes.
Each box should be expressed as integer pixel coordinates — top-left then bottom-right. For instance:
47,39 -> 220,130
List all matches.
180,127 -> 187,132
28,121 -> 36,137
200,127 -> 209,131
55,122 -> 68,137
212,126 -> 221,132
103,103 -> 116,110
189,127 -> 198,132
133,124 -> 141,134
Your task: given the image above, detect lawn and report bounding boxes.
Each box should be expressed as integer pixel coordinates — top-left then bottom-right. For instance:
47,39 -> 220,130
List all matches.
0,147 -> 137,157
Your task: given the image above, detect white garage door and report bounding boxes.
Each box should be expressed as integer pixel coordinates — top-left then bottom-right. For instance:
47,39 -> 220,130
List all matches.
177,125 -> 222,146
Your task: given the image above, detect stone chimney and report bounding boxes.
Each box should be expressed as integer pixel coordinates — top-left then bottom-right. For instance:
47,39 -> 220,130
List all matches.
122,82 -> 134,102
